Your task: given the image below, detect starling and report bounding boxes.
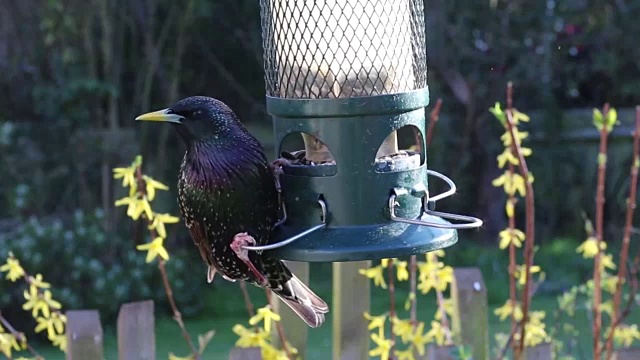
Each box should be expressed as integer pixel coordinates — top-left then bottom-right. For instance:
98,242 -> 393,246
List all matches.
135,96 -> 328,327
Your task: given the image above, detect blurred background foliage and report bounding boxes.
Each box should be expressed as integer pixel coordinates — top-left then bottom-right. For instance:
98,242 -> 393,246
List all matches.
1,0 -> 639,322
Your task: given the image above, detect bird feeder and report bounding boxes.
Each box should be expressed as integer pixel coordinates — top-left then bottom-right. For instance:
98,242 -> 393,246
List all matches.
250,0 -> 482,262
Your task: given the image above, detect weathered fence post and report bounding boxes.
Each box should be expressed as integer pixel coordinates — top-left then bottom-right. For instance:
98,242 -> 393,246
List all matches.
117,300 -> 155,360
523,342 -> 553,360
66,310 -> 103,360
229,347 -> 263,360
450,267 -> 488,360
426,344 -> 457,360
333,261 -> 371,360
271,261 -> 309,358
613,348 -> 640,360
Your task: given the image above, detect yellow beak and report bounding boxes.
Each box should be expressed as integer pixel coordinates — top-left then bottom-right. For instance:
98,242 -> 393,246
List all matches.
135,109 -> 183,124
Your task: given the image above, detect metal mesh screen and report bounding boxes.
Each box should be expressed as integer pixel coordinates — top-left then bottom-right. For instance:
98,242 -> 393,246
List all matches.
259,0 -> 428,99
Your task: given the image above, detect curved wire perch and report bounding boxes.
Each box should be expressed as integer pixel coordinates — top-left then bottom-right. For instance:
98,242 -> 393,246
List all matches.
242,199 -> 328,251
389,169 -> 483,230
426,169 -> 457,202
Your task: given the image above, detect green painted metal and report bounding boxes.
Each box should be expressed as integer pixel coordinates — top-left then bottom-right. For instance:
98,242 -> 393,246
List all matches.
265,88 -> 458,262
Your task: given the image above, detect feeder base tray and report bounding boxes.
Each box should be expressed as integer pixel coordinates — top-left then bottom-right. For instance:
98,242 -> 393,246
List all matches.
265,214 -> 457,262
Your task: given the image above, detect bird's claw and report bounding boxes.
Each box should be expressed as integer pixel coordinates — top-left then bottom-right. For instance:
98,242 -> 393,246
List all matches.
231,232 -> 268,286
207,265 -> 217,283
270,158 -> 290,194
271,158 -> 290,228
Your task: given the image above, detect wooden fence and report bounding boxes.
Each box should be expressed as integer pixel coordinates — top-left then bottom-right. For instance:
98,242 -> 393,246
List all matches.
66,266 -> 640,360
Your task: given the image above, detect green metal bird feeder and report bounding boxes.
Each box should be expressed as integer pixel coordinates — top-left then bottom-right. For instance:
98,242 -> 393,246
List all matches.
248,0 -> 482,262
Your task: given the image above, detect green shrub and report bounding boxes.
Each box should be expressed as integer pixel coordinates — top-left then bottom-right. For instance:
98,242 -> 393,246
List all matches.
0,208 -> 204,323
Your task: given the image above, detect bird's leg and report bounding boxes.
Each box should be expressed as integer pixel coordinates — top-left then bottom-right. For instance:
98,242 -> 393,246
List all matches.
270,158 -> 290,194
230,232 -> 268,286
270,158 -> 291,228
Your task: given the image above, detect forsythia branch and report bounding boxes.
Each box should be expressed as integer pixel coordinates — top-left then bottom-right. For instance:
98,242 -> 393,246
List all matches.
114,155 -> 205,360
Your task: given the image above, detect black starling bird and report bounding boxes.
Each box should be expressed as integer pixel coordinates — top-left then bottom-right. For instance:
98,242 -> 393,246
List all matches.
136,96 -> 328,327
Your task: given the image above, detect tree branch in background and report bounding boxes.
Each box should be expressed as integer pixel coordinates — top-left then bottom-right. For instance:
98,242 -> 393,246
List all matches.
239,282 -> 256,319
592,103 -> 611,360
604,105 -> 640,359
155,0 -> 196,175
198,39 -> 268,117
504,82 -> 536,359
425,98 -> 443,146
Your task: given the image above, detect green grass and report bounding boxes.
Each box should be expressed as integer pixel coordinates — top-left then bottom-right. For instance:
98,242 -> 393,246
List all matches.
27,280 -> 640,360
21,239 -> 640,359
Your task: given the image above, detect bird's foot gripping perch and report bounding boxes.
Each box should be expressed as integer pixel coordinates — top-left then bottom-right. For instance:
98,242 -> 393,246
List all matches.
230,232 -> 268,286
270,157 -> 290,193
270,158 -> 291,228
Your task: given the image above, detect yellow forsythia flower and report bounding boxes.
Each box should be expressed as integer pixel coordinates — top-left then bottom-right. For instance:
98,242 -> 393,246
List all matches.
394,260 -> 409,281
514,264 -> 541,285
364,312 -> 387,332
30,273 -> 51,289
136,237 -> 170,263
391,317 -> 414,343
34,312 -> 66,339
576,236 -> 605,258
359,266 -> 386,289
0,255 -> 24,281
143,175 -> 169,201
411,322 -> 429,355
498,228 -> 525,249
613,324 -> 640,347
249,306 -> 281,334
494,299 -> 523,322
232,324 -> 269,348
148,213 -> 180,239
369,332 -> 393,360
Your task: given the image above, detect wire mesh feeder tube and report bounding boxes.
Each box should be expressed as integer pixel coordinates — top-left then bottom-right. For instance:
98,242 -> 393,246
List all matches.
260,0 -> 428,160
258,0 -> 479,262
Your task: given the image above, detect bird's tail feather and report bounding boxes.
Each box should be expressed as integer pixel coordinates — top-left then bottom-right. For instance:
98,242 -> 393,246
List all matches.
272,274 -> 329,328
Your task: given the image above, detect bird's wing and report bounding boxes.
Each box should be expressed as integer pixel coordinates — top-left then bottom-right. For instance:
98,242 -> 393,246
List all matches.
186,220 -> 216,267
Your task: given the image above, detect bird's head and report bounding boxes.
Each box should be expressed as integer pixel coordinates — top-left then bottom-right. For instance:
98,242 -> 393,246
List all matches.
135,96 -> 243,146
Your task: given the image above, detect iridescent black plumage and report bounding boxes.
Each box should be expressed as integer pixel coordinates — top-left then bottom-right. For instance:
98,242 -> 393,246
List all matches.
136,96 -> 328,327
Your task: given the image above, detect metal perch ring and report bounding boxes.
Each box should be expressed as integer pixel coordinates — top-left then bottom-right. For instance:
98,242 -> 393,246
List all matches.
389,170 -> 483,229
242,199 -> 327,251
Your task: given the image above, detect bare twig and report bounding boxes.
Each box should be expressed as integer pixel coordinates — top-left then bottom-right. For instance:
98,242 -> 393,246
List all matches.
425,98 -> 443,146
0,311 -> 43,360
387,260 -> 397,354
266,290 -> 293,360
157,259 -> 198,358
434,287 -> 452,345
505,85 -> 519,357
496,282 -> 542,360
409,255 -> 418,328
593,103 -> 611,360
504,82 -> 536,359
431,258 -> 453,345
239,282 -> 256,319
135,166 -> 199,359
604,105 -> 640,359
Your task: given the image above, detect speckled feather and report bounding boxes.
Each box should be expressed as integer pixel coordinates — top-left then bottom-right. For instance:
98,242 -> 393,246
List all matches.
175,100 -> 283,286
142,96 -> 328,327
